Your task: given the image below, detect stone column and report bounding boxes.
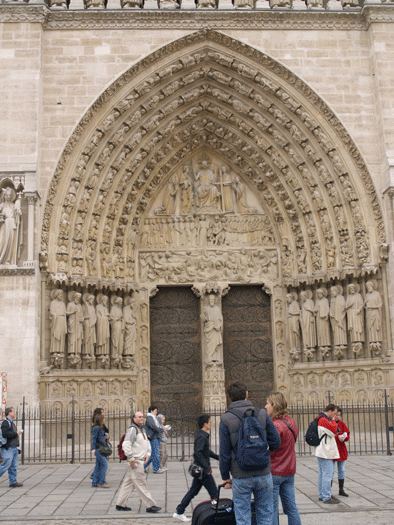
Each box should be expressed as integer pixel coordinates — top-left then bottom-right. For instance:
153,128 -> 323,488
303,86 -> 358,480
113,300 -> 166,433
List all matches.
23,191 -> 39,268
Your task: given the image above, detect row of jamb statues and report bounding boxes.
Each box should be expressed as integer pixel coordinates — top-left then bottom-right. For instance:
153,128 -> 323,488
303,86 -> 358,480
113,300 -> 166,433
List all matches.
49,289 -> 138,369
287,280 -> 383,362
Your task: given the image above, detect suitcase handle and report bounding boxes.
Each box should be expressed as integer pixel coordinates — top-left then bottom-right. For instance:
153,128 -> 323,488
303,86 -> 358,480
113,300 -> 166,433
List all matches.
215,483 -> 230,514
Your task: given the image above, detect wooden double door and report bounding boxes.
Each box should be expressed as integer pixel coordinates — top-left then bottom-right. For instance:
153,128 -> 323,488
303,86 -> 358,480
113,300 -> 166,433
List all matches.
150,285 -> 273,417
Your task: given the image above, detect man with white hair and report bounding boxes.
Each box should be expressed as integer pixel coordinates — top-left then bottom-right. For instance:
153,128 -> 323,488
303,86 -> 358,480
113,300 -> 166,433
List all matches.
115,411 -> 161,513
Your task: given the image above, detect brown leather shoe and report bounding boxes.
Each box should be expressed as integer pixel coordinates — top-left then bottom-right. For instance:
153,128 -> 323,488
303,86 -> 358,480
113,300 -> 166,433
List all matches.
98,483 -> 110,488
9,482 -> 23,487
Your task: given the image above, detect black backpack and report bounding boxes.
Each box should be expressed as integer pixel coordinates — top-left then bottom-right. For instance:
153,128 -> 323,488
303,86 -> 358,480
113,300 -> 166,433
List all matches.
227,407 -> 270,472
305,416 -> 325,447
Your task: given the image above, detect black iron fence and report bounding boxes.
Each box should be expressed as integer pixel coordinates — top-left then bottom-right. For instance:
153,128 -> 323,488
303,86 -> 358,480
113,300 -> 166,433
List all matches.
9,394 -> 394,464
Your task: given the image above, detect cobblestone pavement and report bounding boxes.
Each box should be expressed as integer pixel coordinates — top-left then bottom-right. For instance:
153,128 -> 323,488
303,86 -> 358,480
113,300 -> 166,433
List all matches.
0,455 -> 393,524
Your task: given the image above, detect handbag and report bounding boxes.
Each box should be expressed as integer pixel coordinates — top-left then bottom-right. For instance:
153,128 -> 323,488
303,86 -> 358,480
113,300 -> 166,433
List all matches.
98,444 -> 113,457
188,462 -> 204,480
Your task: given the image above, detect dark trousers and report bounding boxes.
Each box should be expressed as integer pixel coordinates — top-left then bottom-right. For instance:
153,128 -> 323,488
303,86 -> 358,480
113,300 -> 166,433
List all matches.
176,473 -> 218,515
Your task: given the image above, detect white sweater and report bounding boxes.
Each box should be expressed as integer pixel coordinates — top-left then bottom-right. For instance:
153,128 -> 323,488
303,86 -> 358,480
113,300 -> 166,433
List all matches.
315,425 -> 340,460
122,425 -> 151,461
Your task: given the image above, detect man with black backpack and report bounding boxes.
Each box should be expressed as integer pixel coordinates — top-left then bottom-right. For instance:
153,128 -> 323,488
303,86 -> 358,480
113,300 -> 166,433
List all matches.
219,382 -> 280,525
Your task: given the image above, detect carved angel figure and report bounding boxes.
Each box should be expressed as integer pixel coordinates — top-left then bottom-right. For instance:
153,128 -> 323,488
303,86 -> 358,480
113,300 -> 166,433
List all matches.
0,186 -> 22,266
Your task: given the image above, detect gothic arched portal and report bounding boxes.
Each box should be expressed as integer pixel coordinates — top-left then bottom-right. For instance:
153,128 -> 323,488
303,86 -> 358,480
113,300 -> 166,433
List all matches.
40,30 -> 390,412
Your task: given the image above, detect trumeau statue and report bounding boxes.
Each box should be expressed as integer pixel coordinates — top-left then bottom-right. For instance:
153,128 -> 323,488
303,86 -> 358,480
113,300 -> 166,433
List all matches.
66,292 -> 84,366
345,282 -> 364,355
49,289 -> 67,368
202,294 -> 223,364
365,280 -> 383,355
0,186 -> 22,266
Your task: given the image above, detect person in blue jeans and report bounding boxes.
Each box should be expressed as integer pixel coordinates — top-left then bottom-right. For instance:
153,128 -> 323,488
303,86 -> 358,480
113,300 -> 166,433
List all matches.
173,414 -> 219,522
219,382 -> 281,525
0,407 -> 23,487
265,392 -> 301,525
144,406 -> 163,474
91,413 -> 109,488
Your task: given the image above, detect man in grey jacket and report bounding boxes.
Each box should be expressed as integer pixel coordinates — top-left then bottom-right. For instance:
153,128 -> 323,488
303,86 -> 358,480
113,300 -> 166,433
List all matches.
219,382 -> 280,525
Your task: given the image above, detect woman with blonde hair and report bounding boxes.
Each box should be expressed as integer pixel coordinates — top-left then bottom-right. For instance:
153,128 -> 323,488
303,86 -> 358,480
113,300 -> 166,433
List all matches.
265,392 -> 301,525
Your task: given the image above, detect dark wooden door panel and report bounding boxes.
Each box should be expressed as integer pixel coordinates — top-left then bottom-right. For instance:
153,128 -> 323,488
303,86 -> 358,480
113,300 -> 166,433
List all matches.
223,286 -> 273,407
150,287 -> 202,417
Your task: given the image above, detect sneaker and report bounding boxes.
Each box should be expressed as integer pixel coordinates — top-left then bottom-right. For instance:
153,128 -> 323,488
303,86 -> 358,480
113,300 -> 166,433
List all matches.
153,469 -> 165,474
173,512 -> 191,522
9,482 -> 23,488
323,497 -> 340,504
116,505 -> 131,511
161,467 -> 169,471
98,483 -> 110,488
146,505 -> 161,513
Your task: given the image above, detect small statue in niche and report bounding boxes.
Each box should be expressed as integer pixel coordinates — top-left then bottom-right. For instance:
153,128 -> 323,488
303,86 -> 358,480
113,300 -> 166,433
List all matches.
330,285 -> 347,359
0,186 -> 22,266
315,288 -> 331,359
300,290 -> 316,360
82,294 -> 96,369
96,294 -> 110,368
345,283 -> 364,356
66,291 -> 84,367
110,296 -> 124,369
286,292 -> 301,361
202,294 -> 223,364
365,280 -> 383,356
49,289 -> 67,368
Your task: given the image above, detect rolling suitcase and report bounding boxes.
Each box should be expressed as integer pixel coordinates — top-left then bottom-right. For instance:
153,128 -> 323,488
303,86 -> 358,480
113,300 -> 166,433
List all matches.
192,484 -> 257,525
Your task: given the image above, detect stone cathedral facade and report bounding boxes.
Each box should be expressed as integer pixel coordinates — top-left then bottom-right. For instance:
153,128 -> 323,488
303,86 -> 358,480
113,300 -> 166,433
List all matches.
1,1 -> 394,416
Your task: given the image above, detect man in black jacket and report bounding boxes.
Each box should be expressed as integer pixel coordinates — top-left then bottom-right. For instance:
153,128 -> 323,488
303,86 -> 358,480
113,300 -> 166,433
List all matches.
0,407 -> 23,487
173,414 -> 219,522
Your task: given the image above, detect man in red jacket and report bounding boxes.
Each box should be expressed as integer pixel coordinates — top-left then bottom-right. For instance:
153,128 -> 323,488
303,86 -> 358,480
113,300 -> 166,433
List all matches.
333,407 -> 350,497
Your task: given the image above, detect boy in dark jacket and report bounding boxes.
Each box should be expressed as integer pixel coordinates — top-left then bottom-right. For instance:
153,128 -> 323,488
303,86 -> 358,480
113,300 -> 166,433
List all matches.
173,414 -> 219,522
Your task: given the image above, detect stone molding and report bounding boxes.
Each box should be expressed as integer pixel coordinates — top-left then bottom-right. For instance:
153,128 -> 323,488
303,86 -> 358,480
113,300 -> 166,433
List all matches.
1,4 -> 394,28
0,267 -> 35,276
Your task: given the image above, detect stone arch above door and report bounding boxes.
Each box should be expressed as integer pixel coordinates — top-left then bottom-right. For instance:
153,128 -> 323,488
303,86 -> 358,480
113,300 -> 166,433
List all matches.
41,29 -> 386,290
